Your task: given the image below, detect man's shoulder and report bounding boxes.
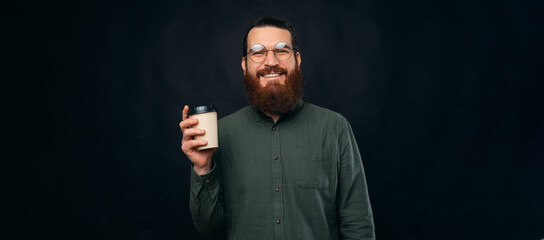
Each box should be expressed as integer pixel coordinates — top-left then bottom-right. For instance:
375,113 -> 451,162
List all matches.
301,102 -> 348,124
218,105 -> 254,126
300,102 -> 356,139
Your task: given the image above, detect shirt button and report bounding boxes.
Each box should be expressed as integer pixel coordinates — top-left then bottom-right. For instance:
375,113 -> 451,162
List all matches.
276,219 -> 281,224
272,127 -> 277,130
205,179 -> 210,184
275,187 -> 280,192
273,155 -> 278,160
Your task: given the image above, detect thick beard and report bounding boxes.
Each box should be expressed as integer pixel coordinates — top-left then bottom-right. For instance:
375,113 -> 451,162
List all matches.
243,64 -> 304,116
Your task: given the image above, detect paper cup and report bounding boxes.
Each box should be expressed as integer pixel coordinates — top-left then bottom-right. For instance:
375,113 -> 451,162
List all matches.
188,104 -> 218,150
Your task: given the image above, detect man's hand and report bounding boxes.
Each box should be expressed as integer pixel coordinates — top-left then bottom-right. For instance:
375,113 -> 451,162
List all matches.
180,105 -> 216,175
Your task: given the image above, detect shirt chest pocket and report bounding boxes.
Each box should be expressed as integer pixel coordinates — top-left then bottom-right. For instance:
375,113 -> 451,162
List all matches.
291,147 -> 332,189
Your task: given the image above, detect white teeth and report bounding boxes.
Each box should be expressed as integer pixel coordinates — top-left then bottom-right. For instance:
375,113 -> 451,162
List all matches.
263,73 -> 280,77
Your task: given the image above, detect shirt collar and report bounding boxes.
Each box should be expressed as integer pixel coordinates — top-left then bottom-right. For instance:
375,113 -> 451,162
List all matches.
251,100 -> 304,122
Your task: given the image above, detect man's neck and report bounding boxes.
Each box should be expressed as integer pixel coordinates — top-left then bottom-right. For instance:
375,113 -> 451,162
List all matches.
263,112 -> 280,123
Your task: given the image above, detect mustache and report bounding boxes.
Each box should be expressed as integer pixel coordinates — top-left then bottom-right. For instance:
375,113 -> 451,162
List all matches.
256,65 -> 287,76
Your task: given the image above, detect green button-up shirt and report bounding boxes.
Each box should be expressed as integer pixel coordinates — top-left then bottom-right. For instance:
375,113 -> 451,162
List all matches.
190,101 -> 375,240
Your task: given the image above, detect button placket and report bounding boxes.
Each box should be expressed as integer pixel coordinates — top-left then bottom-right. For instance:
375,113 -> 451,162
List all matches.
270,123 -> 284,239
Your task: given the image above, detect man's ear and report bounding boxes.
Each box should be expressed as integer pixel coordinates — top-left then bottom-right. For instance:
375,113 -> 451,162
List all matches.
296,52 -> 302,67
241,57 -> 247,72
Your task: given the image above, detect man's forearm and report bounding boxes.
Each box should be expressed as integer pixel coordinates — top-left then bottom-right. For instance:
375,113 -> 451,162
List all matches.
189,164 -> 226,238
337,121 -> 375,239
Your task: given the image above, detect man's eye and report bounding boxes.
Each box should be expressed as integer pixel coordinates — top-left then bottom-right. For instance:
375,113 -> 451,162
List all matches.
251,51 -> 265,56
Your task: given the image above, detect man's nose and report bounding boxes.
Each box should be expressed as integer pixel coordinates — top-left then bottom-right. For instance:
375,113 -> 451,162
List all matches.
263,50 -> 279,66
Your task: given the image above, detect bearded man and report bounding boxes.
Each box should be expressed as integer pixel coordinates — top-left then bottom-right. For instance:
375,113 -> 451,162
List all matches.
179,17 -> 375,240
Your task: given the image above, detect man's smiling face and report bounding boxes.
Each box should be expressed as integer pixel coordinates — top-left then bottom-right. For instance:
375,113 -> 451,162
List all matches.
241,26 -> 304,116
242,26 -> 301,88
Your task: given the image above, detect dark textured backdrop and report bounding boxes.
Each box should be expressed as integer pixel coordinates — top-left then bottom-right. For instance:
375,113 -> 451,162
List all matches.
3,0 -> 543,239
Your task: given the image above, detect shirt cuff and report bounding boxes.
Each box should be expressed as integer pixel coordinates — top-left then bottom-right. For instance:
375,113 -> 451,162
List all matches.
190,162 -> 219,190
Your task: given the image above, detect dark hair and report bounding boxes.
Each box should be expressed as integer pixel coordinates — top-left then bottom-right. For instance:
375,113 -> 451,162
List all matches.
242,17 -> 299,56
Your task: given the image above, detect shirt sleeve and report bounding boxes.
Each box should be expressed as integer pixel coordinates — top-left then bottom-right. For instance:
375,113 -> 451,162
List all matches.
189,157 -> 226,238
336,120 -> 375,240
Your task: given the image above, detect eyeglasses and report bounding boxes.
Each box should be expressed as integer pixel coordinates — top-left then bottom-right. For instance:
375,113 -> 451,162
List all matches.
246,42 -> 296,63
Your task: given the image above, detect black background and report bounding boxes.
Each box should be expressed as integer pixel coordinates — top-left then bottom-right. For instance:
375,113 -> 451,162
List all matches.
3,0 -> 543,239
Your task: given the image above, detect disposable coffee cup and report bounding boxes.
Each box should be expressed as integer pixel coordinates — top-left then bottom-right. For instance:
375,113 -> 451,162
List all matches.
188,104 -> 218,150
